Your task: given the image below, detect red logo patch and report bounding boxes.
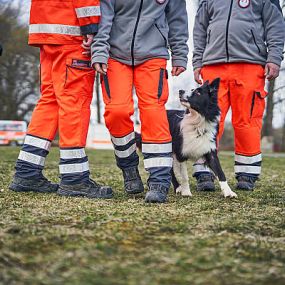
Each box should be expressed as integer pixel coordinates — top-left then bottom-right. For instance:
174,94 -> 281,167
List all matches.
238,0 -> 250,8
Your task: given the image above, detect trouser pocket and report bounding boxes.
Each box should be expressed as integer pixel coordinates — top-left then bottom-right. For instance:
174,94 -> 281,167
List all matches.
250,90 -> 267,119
101,74 -> 111,104
157,68 -> 168,103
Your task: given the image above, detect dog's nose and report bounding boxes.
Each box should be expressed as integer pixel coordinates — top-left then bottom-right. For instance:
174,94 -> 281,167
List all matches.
179,90 -> 185,98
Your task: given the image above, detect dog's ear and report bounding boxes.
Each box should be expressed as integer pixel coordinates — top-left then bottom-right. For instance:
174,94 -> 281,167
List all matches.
203,80 -> 210,86
209,78 -> 220,94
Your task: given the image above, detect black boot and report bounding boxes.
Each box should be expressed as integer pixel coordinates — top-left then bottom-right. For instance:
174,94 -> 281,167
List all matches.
122,167 -> 144,194
9,175 -> 58,193
236,175 -> 257,191
58,179 -> 113,199
196,173 -> 216,192
145,184 -> 169,203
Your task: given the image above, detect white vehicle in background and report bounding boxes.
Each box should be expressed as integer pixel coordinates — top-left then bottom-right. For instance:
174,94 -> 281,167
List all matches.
0,120 -> 27,146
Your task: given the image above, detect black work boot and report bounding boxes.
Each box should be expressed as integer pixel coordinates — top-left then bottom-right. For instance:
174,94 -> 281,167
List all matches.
196,173 -> 216,192
236,175 -> 257,191
9,175 -> 58,193
122,167 -> 144,194
145,184 -> 169,203
58,179 -> 113,199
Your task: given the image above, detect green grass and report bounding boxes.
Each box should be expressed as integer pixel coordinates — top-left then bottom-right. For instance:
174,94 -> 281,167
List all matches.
0,147 -> 284,285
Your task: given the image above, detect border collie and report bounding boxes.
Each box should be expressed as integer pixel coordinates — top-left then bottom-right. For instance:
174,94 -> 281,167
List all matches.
137,78 -> 237,198
168,78 -> 237,198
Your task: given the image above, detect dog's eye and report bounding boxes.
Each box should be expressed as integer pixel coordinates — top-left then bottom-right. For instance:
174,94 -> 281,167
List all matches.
191,89 -> 194,92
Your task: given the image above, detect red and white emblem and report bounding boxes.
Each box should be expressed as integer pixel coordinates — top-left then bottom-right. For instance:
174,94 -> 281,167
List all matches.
238,0 -> 250,8
156,0 -> 166,4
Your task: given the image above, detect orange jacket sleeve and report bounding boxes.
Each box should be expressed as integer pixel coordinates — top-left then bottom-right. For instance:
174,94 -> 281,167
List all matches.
73,0 -> 101,35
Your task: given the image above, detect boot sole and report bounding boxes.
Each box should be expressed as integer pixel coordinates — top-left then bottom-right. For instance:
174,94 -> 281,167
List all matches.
57,188 -> 113,199
9,183 -> 57,193
125,188 -> 144,195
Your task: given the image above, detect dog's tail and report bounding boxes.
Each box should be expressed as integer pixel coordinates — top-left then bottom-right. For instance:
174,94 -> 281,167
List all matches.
135,132 -> 142,152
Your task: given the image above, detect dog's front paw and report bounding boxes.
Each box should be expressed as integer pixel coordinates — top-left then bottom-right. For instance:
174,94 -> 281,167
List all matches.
219,181 -> 238,199
176,185 -> 192,197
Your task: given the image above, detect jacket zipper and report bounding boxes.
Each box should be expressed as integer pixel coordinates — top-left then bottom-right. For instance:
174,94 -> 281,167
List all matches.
131,0 -> 144,66
225,0 -> 234,61
251,30 -> 261,54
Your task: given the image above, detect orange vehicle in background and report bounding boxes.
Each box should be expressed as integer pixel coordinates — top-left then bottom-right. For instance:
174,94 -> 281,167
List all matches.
0,121 -> 27,146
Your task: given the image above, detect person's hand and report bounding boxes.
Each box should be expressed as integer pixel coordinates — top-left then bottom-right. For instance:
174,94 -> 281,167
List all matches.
94,63 -> 108,75
194,67 -> 202,84
172,66 -> 186,77
265,63 -> 280,81
81,34 -> 94,56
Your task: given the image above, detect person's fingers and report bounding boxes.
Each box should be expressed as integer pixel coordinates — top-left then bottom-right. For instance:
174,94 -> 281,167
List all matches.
266,66 -> 274,81
102,64 -> 108,73
194,69 -> 202,84
94,63 -> 106,75
82,51 -> 91,56
171,67 -> 177,76
175,67 -> 186,76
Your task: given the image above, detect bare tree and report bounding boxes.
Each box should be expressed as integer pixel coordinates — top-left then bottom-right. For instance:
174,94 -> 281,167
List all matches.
0,2 -> 39,121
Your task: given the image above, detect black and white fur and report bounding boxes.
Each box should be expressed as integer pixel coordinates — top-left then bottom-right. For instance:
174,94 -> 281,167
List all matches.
169,78 -> 237,198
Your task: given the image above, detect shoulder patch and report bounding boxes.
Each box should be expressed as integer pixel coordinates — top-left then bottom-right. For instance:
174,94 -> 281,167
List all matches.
238,0 -> 250,8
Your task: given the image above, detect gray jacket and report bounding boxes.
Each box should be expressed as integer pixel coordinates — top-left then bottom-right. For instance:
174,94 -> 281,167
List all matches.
193,0 -> 285,69
91,0 -> 189,68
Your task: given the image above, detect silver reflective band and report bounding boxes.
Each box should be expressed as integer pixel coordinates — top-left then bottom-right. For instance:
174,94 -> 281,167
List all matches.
18,151 -> 45,166
114,144 -> 136,158
75,6 -> 101,18
235,165 -> 261,175
59,162 -> 89,174
142,143 -> 172,154
235,154 -> 262,164
24,135 -> 51,151
29,24 -> 81,36
144,157 -> 173,169
193,164 -> 211,173
111,132 -> 135,146
60,148 -> 86,160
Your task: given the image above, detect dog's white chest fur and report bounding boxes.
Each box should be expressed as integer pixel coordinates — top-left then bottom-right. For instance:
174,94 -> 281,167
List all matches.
180,111 -> 218,160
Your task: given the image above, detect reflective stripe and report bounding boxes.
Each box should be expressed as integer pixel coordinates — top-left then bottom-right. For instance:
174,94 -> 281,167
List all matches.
142,143 -> 172,154
235,154 -> 262,164
193,164 -> 211,173
111,132 -> 135,146
24,135 -> 51,151
18,151 -> 45,166
60,148 -> 86,159
75,6 -> 101,18
114,144 -> 136,158
144,157 -> 173,169
235,165 -> 261,175
59,162 -> 89,174
29,24 -> 81,36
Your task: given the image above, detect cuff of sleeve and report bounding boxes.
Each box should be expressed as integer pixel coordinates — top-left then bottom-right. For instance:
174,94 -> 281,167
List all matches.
80,24 -> 99,35
172,59 -> 188,69
192,61 -> 203,70
266,56 -> 282,67
92,55 -> 109,65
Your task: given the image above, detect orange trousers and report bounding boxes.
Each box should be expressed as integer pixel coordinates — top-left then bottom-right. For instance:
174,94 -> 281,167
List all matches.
201,63 -> 267,156
101,58 -> 171,143
28,44 -> 95,147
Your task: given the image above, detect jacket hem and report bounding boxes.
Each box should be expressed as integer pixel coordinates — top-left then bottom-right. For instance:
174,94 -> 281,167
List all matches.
202,58 -> 267,67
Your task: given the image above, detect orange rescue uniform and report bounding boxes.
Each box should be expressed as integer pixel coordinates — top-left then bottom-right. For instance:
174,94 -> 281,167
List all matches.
201,63 -> 266,177
15,0 -> 100,184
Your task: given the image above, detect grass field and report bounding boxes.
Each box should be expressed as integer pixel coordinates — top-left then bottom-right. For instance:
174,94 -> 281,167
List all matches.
0,147 -> 284,285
